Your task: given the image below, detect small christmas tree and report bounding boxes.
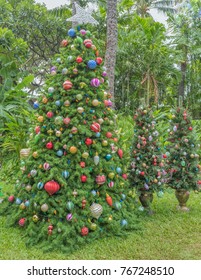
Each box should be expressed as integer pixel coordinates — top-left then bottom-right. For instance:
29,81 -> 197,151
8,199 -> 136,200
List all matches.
130,107 -> 166,214
167,107 -> 200,210
0,4 -> 138,253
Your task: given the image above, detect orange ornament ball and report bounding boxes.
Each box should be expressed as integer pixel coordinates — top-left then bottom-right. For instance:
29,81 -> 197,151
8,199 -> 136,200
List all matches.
69,146 -> 77,154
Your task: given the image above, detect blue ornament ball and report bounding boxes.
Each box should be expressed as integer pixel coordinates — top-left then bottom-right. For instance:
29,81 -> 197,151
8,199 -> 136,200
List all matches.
33,102 -> 39,109
68,28 -> 76,37
116,167 -> 122,174
87,60 -> 97,70
37,182 -> 44,190
120,219 -> 128,227
25,200 -> 30,207
56,150 -> 63,157
105,154 -> 112,161
62,170 -> 70,179
55,100 -> 61,106
91,190 -> 96,196
96,132 -> 101,137
16,198 -> 22,205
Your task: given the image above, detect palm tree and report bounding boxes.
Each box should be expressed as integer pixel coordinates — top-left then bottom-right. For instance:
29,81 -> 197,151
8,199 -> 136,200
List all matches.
104,0 -> 118,103
132,0 -> 177,17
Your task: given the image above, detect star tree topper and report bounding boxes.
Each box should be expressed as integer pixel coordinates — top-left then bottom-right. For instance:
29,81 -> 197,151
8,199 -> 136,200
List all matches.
66,2 -> 98,25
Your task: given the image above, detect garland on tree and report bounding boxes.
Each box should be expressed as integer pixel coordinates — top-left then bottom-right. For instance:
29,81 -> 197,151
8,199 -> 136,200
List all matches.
0,26 -> 139,253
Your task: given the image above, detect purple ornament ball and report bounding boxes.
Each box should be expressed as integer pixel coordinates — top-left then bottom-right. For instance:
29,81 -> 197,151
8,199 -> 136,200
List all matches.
80,29 -> 87,36
90,78 -> 100,87
66,213 -> 73,221
102,71 -> 107,77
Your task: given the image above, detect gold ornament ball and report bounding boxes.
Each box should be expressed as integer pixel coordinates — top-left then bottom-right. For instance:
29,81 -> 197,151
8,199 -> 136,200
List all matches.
190,154 -> 195,158
102,140 -> 108,146
92,99 -> 99,106
32,151 -> 38,158
42,97 -> 48,104
37,116 -> 44,122
69,146 -> 78,154
108,172 -> 115,179
82,151 -> 89,159
33,215 -> 39,223
20,203 -> 26,210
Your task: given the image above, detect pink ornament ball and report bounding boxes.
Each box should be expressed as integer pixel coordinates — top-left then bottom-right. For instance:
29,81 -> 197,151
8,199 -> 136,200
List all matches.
80,29 -> 87,36
90,78 -> 100,87
8,195 -> 15,203
102,71 -> 107,77
63,117 -> 71,125
66,213 -> 73,221
108,181 -> 114,188
122,174 -> 128,180
43,162 -> 50,170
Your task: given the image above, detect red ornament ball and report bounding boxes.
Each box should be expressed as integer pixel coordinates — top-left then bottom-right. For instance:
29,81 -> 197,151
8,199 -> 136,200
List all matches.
8,195 -> 15,203
76,56 -> 83,63
90,122 -> 101,133
96,175 -> 106,185
85,138 -> 93,145
122,174 -> 128,180
46,111 -> 54,118
81,175 -> 87,183
81,226 -> 89,236
140,171 -> 145,176
48,225 -> 53,230
84,39 -> 92,48
46,142 -> 53,149
80,162 -> 86,168
61,39 -> 68,47
44,180 -> 60,195
63,80 -> 73,90
63,117 -> 71,125
106,132 -> 113,138
19,218 -> 26,227
188,127 -> 193,131
96,57 -> 103,65
35,126 -> 40,134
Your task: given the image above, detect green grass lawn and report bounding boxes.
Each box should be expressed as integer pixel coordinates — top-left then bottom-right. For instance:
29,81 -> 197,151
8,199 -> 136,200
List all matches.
1,181 -> 201,260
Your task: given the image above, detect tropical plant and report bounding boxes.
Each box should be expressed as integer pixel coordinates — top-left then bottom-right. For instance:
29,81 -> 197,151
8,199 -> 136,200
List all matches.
131,0 -> 176,18
167,0 -> 201,117
115,16 -> 179,112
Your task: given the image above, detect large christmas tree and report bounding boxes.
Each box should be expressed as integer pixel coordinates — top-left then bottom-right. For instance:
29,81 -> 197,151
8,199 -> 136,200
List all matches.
129,106 -> 166,214
0,4 -> 138,252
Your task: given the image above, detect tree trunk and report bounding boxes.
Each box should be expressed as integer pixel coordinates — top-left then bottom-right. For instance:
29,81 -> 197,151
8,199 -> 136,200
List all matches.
178,45 -> 188,106
104,0 -> 118,104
